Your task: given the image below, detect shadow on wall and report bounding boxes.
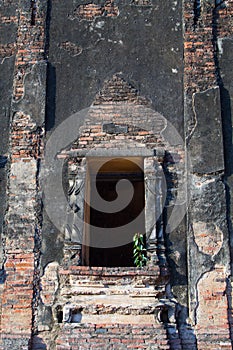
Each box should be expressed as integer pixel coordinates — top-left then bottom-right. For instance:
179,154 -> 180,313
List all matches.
221,87 -> 233,282
211,4 -> 233,175
45,0 -> 56,131
31,336 -> 47,350
158,302 -> 198,349
211,4 -> 233,176
162,152 -> 188,291
212,5 -> 233,345
45,62 -> 56,131
0,268 -> 6,284
221,87 -> 233,177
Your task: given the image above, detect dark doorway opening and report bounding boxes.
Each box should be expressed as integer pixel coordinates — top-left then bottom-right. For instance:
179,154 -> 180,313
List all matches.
82,158 -> 145,267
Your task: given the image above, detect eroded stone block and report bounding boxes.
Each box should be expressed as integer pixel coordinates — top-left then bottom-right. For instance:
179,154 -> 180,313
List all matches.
189,87 -> 224,174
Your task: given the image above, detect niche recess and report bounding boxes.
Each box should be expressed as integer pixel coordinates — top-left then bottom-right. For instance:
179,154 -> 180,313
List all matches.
82,157 -> 145,267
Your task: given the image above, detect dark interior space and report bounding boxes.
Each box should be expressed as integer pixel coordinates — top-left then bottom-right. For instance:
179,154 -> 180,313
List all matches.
84,158 -> 145,267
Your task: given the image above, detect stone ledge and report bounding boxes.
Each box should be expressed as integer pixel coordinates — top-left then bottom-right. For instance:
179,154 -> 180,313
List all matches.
59,266 -> 165,277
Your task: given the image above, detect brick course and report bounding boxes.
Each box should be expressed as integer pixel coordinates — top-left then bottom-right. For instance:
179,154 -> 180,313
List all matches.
55,323 -> 170,350
0,1 -> 46,348
72,1 -> 119,21
184,0 -> 233,95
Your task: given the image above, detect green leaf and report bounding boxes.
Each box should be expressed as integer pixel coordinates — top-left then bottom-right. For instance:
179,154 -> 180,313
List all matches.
133,232 -> 148,267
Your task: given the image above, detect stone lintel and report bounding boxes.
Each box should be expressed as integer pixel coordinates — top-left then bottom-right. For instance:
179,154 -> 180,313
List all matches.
66,148 -> 165,158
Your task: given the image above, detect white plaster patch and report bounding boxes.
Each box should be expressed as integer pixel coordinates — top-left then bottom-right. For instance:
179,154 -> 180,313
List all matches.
192,174 -> 216,189
217,38 -> 223,56
8,160 -> 37,214
95,20 -> 105,29
11,159 -> 37,184
41,262 -> 59,306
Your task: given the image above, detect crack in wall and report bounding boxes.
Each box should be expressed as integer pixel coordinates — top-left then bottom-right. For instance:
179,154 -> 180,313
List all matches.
185,92 -> 198,144
31,128 -> 44,337
31,0 -> 37,25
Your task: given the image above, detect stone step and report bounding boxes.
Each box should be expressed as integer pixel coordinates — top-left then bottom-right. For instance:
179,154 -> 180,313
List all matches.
60,297 -> 161,324
61,285 -> 162,297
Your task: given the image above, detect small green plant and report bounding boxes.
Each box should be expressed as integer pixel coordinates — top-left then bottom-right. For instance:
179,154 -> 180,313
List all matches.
133,233 -> 147,267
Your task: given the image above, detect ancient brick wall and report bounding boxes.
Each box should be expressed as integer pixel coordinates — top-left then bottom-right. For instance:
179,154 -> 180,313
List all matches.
54,324 -> 170,350
184,0 -> 233,95
0,1 -> 46,349
0,0 -> 233,349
